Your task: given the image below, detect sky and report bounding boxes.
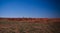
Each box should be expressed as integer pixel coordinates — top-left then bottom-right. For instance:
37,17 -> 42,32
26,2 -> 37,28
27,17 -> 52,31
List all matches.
0,0 -> 60,18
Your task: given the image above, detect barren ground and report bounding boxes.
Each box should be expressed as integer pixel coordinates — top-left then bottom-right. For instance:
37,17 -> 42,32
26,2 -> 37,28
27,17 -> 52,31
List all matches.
0,18 -> 60,33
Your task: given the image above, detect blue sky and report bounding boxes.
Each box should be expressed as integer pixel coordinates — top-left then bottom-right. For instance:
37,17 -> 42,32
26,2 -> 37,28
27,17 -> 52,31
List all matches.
0,0 -> 60,18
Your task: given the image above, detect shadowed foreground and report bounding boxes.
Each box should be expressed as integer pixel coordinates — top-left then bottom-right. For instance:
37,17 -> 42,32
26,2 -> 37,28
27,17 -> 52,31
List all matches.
0,18 -> 60,33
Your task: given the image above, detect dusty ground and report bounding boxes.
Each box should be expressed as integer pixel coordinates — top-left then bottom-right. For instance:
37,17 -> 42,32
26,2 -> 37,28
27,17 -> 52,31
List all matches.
0,18 -> 60,33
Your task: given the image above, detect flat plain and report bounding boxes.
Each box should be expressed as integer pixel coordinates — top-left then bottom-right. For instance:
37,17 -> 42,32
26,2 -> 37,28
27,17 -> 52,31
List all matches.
0,18 -> 60,33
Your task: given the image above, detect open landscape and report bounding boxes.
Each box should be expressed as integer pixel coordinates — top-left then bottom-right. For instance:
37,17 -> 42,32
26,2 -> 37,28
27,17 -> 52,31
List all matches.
0,18 -> 60,33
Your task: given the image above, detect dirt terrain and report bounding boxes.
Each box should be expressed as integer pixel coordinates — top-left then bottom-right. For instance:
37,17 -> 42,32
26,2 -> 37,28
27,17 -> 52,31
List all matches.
0,18 -> 60,33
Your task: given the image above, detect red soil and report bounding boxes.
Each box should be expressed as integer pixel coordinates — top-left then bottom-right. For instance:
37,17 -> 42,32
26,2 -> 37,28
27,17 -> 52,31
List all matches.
0,18 -> 60,33
0,18 -> 60,22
